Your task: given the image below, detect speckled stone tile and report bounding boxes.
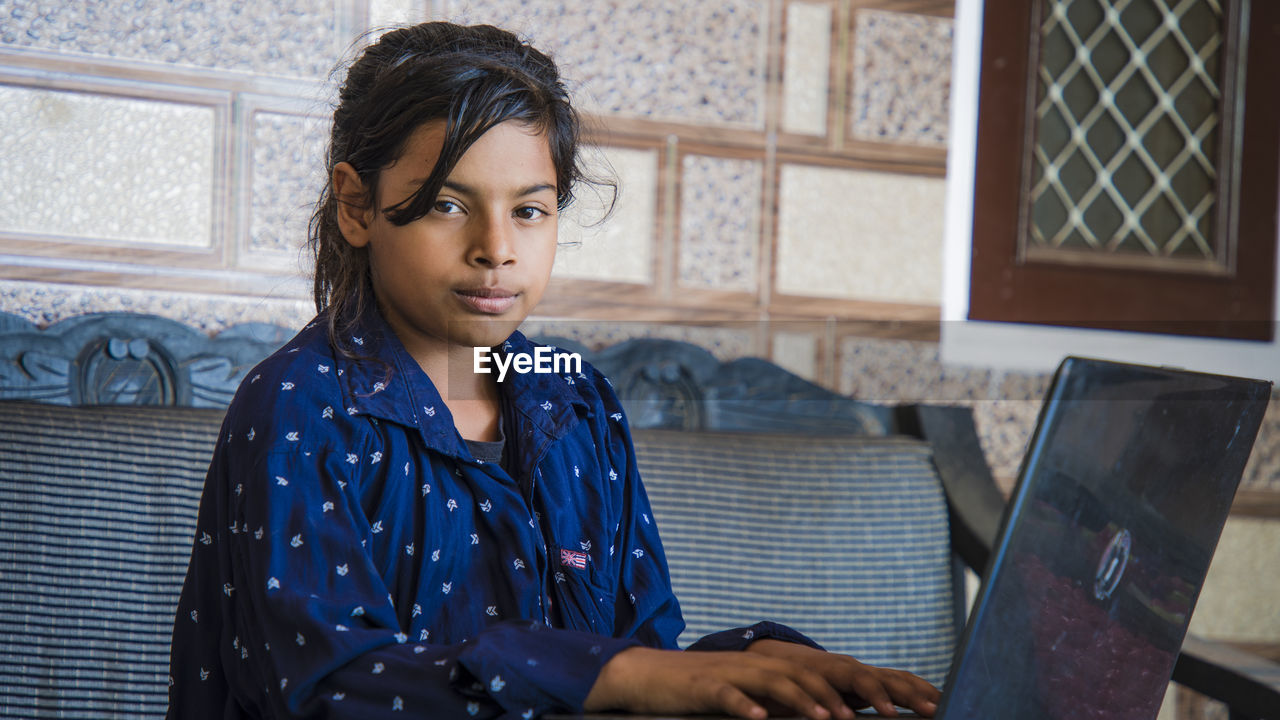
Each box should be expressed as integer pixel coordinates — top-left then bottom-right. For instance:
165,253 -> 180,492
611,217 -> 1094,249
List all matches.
250,111 -> 328,254
992,368 -> 1054,403
2,0 -> 342,79
553,145 -> 658,284
969,400 -> 1040,492
1190,517 -> 1280,642
783,1 -> 833,136
678,155 -> 763,292
836,335 -> 1052,487
838,336 -> 927,401
1241,388 -> 1280,491
849,8 -> 952,147
0,280 -> 313,335
777,164 -> 945,303
443,1 -> 769,128
0,85 -> 215,247
838,336 -> 991,403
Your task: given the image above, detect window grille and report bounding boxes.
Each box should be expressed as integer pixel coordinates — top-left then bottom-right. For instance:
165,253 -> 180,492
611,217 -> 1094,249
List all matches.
1025,0 -> 1238,272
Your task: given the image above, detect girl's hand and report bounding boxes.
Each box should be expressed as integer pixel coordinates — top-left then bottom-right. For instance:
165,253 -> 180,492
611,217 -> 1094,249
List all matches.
746,639 -> 941,717
583,645 -> 847,720
583,643 -> 931,720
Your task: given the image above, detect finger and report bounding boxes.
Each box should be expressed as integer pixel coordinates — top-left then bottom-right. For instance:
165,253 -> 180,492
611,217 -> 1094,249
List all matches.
879,671 -> 939,699
787,665 -> 855,720
707,680 -> 768,720
843,673 -> 896,717
748,668 -> 838,720
885,673 -> 940,716
912,698 -> 939,719
861,671 -> 938,718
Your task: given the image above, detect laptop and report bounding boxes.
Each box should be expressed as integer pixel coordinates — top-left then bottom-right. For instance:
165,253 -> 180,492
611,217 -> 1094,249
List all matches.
925,356 -> 1270,719
558,357 -> 1272,719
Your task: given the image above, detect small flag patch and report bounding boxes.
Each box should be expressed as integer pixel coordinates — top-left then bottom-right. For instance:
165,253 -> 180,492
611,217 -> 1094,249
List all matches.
560,548 -> 588,570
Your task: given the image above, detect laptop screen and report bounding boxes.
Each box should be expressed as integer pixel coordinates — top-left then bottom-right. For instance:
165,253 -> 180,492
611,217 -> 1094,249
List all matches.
937,358 -> 1270,719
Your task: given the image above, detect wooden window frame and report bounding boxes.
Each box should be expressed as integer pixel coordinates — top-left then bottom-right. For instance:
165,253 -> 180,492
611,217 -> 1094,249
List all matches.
968,0 -> 1280,341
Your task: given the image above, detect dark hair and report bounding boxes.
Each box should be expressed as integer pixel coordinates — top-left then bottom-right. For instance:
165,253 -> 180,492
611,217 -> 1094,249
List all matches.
308,22 -> 586,350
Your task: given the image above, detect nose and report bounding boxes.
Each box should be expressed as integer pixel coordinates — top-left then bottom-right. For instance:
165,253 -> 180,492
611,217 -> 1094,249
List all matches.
466,211 -> 517,268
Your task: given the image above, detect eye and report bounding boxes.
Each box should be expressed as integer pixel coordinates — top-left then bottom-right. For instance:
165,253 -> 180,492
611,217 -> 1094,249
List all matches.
514,206 -> 550,221
432,199 -> 463,215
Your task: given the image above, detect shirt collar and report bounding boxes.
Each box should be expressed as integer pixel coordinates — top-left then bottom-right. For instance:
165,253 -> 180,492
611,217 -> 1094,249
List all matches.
491,332 -> 587,440
329,306 -> 585,458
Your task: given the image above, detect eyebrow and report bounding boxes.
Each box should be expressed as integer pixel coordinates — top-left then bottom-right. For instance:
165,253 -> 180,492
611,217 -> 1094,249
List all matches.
437,179 -> 557,198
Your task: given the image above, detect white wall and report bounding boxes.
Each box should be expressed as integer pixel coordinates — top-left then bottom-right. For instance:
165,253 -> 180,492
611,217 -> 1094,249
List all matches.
941,0 -> 1280,384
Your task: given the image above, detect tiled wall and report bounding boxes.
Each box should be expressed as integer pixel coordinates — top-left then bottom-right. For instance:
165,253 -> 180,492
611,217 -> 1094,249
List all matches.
0,0 -> 974,470
0,0 -> 952,349
0,0 -> 958,441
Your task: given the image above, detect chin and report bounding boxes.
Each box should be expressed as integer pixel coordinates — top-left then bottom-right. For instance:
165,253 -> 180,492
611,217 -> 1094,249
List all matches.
447,318 -> 521,349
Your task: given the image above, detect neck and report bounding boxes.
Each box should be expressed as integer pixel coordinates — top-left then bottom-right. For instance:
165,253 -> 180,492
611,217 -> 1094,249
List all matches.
416,342 -> 503,442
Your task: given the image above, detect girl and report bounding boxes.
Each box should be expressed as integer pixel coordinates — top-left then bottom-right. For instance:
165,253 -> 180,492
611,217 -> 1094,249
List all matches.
167,22 -> 940,720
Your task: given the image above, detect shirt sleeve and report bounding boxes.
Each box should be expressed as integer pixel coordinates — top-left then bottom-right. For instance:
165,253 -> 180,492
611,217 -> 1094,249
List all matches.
592,373 -> 823,657
203,437 -> 637,720
686,621 -> 825,652
592,374 -> 687,649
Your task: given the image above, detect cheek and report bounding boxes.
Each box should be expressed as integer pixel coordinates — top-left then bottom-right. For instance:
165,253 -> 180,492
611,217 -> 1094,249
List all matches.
536,222 -> 559,267
527,236 -> 558,292
364,240 -> 435,309
364,245 -> 399,291
540,236 -> 559,271
367,230 -> 432,276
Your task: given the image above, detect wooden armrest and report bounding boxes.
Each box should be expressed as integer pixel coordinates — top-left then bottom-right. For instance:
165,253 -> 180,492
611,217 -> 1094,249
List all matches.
1174,636 -> 1280,720
895,404 -> 1006,575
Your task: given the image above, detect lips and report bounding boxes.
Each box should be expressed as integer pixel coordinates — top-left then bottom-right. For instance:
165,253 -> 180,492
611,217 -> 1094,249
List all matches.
454,287 -> 518,315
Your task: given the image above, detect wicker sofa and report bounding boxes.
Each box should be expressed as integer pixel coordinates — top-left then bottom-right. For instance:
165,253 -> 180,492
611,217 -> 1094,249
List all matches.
0,312 -> 1275,719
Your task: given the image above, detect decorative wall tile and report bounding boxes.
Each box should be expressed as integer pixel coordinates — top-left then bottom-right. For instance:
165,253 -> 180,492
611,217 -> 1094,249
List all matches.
0,280 -> 312,335
1,0 -> 341,80
772,330 -> 817,381
783,1 -> 832,136
0,85 -> 215,247
839,335 -> 930,401
849,9 -> 952,147
837,335 -> 1042,488
979,370 -> 1056,488
777,164 -> 945,304
444,1 -> 769,128
969,400 -> 1041,491
553,146 -> 657,284
992,368 -> 1054,404
250,112 -> 328,254
838,336 -> 989,404
1241,390 -> 1280,491
1190,518 -> 1280,642
678,155 -> 762,292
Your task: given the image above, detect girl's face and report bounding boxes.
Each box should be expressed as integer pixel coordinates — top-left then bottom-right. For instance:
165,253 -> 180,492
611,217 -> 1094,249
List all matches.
336,120 -> 559,365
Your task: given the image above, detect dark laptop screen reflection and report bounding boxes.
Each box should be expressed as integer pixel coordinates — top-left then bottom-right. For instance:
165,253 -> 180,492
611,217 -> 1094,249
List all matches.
942,367 -> 1257,719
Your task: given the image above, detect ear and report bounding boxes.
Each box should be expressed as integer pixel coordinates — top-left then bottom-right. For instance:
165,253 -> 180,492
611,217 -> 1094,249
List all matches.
332,162 -> 374,248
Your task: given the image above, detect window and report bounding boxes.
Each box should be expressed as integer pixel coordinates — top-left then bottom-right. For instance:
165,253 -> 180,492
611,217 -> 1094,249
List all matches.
968,0 -> 1279,341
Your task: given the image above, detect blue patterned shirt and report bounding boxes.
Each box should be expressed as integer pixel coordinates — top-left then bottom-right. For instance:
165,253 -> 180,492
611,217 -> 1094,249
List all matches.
168,308 -> 812,720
